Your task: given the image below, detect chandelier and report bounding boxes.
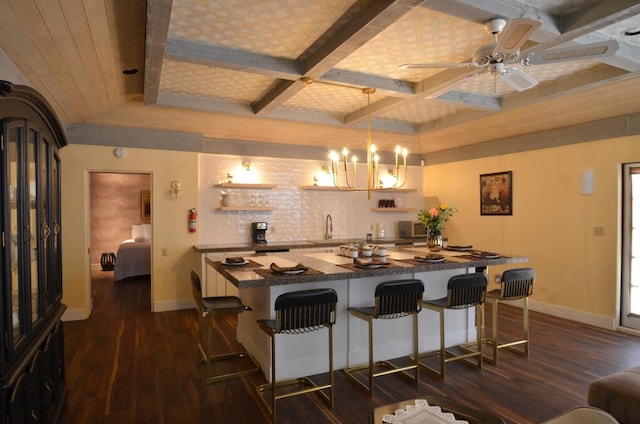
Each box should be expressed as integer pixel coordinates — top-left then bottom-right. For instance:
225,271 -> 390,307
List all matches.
328,87 -> 408,199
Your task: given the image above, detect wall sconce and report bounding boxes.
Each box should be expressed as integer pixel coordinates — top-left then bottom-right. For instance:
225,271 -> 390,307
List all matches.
169,180 -> 182,198
242,161 -> 251,171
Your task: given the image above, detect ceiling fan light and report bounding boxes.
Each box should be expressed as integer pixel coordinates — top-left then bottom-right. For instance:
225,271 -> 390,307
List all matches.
502,68 -> 538,91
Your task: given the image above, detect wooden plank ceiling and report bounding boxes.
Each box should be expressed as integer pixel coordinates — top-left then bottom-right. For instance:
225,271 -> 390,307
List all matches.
1,0 -> 639,157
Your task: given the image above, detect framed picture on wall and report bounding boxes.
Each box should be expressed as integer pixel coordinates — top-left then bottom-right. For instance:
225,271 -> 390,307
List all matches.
480,171 -> 512,215
140,190 -> 151,222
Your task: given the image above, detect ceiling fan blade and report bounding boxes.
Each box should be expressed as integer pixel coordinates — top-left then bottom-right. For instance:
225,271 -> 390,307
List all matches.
399,62 -> 478,69
496,18 -> 542,54
501,68 -> 538,91
523,40 -> 619,65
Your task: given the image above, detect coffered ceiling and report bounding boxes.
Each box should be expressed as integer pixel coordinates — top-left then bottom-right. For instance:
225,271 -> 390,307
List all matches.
1,0 -> 639,159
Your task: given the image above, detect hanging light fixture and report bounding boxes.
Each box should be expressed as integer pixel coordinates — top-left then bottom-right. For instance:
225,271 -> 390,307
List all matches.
328,87 -> 408,199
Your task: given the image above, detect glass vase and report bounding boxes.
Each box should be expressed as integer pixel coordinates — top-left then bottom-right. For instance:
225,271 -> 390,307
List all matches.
427,230 -> 443,252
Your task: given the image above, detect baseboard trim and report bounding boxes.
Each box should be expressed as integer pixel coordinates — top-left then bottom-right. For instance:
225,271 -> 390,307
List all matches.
528,299 -> 616,330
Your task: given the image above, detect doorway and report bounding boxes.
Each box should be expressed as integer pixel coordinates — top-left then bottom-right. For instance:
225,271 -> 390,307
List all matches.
621,163 -> 640,330
89,171 -> 151,312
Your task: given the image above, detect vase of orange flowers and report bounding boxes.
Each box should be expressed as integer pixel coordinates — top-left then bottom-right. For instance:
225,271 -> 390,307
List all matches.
417,204 -> 457,252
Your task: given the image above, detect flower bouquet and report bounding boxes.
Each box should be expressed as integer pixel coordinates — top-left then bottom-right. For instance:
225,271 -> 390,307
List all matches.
417,204 -> 456,251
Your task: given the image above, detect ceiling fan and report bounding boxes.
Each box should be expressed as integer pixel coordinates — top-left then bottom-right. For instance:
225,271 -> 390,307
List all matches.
399,18 -> 619,91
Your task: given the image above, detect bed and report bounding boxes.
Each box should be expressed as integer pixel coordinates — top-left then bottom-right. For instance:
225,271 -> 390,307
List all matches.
114,224 -> 151,281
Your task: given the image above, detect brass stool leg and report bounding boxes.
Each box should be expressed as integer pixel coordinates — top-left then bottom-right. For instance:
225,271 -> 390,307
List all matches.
476,304 -> 483,370
271,334 -> 277,422
439,309 -> 446,378
328,325 -> 334,408
413,312 -> 420,384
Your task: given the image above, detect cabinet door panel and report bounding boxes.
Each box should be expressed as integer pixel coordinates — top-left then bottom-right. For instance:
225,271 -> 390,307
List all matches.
6,373 -> 29,424
27,350 -> 44,423
27,127 -> 41,326
5,121 -> 25,354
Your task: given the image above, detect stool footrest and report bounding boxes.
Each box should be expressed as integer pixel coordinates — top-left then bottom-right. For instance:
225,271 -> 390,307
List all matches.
415,348 -> 482,379
344,360 -> 419,395
199,348 -> 260,384
257,377 -> 333,413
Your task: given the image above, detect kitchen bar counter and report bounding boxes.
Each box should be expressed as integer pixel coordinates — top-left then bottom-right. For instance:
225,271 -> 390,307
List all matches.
193,237 -> 421,253
207,247 -> 527,289
203,246 -> 527,382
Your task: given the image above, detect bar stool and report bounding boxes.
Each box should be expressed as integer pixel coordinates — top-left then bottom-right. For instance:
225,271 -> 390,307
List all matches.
256,288 -> 338,423
190,270 -> 259,384
344,279 -> 424,397
418,272 -> 487,380
482,267 -> 535,365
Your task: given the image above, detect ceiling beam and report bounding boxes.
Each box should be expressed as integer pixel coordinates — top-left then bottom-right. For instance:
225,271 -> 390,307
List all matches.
557,1 -> 640,47
422,0 -> 640,73
435,91 -> 502,110
320,68 -> 416,97
425,112 -> 640,165
252,0 -> 422,116
143,0 -> 172,105
417,66 -> 634,135
165,39 -> 301,80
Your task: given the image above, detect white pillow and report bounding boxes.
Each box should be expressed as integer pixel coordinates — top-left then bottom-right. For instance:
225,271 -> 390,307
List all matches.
134,236 -> 150,243
131,224 -> 144,240
143,223 -> 151,240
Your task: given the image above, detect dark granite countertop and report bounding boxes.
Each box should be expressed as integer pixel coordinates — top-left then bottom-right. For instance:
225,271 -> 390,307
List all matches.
206,247 -> 528,289
193,237 -> 421,253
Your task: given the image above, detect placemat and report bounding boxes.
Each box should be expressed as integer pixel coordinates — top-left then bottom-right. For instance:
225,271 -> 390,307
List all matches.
337,262 -> 403,272
396,258 -> 456,266
457,254 -> 509,261
253,267 -> 324,279
217,259 -> 263,268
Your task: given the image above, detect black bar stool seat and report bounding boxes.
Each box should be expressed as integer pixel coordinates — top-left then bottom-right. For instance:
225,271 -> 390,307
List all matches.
482,267 -> 535,364
418,272 -> 488,380
256,288 -> 338,423
190,270 -> 259,384
345,279 -> 424,397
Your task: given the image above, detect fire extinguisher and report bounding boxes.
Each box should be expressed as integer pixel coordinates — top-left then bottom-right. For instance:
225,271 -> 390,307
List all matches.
188,208 -> 197,233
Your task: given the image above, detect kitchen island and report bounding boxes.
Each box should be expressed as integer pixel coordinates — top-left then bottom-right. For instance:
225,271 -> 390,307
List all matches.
205,246 -> 527,381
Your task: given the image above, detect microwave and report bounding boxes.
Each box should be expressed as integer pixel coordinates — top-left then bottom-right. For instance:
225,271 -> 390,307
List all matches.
398,221 -> 427,238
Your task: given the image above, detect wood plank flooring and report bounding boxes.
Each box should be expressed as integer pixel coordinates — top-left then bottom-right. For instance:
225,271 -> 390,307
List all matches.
60,271 -> 640,423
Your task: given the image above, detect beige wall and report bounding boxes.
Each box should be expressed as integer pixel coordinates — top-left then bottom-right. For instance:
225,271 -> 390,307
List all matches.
60,145 -> 200,319
60,135 -> 640,328
425,134 -> 640,328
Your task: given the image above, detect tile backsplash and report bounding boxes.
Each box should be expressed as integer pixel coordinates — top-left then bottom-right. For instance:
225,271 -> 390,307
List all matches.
198,154 -> 424,245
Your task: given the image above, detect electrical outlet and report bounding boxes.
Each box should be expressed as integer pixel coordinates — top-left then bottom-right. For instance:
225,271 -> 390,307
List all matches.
594,226 -> 604,237
494,273 -> 501,283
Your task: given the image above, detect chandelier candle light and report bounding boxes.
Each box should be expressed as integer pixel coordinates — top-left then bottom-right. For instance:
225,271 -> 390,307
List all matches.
329,87 -> 408,199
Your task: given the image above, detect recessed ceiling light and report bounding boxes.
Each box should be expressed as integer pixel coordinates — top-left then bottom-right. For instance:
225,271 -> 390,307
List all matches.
621,27 -> 640,36
122,68 -> 139,75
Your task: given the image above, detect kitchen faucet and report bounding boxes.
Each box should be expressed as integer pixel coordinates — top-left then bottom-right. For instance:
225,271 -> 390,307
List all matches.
325,214 -> 333,239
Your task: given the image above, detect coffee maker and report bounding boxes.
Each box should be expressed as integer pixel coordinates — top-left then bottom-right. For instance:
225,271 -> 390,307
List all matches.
252,222 -> 268,244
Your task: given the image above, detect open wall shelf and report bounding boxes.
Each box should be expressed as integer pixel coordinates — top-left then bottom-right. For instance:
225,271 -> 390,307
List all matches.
214,183 -> 276,189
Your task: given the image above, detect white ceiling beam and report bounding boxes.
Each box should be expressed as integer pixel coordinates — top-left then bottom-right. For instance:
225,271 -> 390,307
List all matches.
165,38 -> 301,80
253,0 -> 422,116
320,68 -> 415,97
417,65 -> 633,135
144,0 -> 172,105
422,0 -> 639,74
435,91 -> 502,110
558,1 -> 640,46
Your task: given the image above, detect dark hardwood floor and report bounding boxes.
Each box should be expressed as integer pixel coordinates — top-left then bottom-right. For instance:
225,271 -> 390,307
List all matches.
60,271 -> 640,423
